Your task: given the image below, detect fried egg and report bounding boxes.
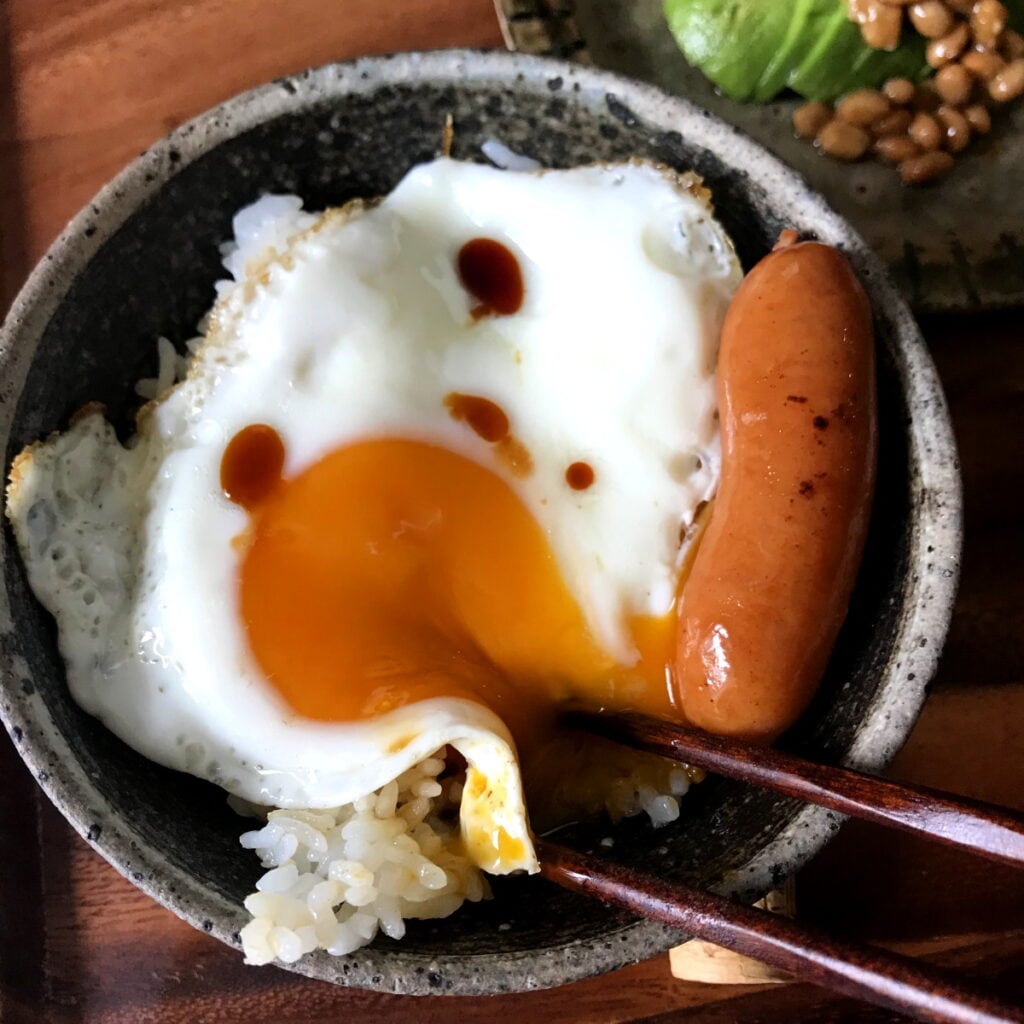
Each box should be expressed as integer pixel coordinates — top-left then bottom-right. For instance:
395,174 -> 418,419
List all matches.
7,158 -> 740,875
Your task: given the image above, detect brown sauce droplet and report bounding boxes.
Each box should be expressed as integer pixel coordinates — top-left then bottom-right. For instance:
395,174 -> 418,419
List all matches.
221,424 -> 285,510
565,461 -> 595,490
445,393 -> 510,443
457,238 -> 524,318
497,436 -> 534,478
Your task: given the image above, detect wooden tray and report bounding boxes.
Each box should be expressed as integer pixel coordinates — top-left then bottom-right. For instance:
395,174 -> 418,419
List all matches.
2,2 -> 1023,1020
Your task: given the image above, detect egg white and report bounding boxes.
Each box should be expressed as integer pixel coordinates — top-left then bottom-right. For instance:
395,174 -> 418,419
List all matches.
7,159 -> 740,874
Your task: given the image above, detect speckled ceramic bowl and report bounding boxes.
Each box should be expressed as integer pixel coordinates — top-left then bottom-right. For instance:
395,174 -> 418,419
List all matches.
0,50 -> 961,995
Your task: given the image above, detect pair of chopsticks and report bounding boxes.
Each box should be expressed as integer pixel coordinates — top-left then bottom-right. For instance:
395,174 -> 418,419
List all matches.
539,711 -> 1024,1024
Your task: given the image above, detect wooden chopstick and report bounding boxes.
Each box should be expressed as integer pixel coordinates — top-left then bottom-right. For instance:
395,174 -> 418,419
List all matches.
563,710 -> 1024,869
536,836 -> 1024,1024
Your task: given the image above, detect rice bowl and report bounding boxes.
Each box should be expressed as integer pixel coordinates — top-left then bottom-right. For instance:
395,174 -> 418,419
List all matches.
0,50 -> 960,994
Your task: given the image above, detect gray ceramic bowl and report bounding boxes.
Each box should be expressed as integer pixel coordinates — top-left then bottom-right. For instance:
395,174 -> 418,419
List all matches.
0,50 -> 961,995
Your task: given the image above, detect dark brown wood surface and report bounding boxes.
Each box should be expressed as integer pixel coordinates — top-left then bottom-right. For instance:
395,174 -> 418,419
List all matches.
538,838 -> 1024,1024
2,2 -> 1023,1022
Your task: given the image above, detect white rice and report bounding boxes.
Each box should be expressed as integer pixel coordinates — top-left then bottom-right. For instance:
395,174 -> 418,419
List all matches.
238,750 -> 691,966
606,766 -> 691,827
481,137 -> 542,172
238,754 -> 487,965
134,335 -> 200,400
219,193 -> 318,283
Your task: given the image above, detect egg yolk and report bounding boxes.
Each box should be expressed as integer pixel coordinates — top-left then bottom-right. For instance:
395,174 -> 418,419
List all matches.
228,432 -> 678,751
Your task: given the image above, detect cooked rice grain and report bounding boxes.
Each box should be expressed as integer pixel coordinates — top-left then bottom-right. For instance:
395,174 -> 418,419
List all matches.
239,754 -> 488,965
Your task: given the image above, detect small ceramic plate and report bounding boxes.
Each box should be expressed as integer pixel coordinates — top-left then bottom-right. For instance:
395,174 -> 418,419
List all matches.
498,0 -> 1024,311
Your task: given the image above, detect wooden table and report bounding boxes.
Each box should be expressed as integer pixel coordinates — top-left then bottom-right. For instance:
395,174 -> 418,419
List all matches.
1,2 -> 1022,1021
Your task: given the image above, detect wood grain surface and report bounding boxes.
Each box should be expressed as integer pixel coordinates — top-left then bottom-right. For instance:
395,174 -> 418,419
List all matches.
2,2 -> 1023,1022
537,837 -> 1024,1024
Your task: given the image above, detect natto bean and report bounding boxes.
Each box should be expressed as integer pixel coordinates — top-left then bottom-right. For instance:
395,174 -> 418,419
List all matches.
816,120 -> 871,160
883,78 -> 917,104
874,135 -> 923,164
988,58 -> 1024,101
970,0 -> 1008,49
900,150 -> 956,183
793,101 -> 834,139
935,61 -> 975,104
937,104 -> 973,151
909,110 -> 944,148
909,1 -> 955,38
836,88 -> 891,125
927,22 -> 970,66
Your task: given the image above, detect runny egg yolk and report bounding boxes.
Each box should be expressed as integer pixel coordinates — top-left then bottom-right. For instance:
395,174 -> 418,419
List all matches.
222,427 -> 679,753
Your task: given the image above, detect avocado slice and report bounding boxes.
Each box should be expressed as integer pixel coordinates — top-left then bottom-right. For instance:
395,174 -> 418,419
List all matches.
661,0 -> 792,101
664,0 -> 930,102
788,2 -> 925,99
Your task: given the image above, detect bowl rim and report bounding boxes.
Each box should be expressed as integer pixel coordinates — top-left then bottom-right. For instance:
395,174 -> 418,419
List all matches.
0,48 -> 962,995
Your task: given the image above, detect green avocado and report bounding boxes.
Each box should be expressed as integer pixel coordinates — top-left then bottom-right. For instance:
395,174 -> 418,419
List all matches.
663,0 -> 930,102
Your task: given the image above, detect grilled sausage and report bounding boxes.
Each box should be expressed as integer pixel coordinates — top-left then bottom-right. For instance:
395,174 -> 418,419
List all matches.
676,239 -> 877,741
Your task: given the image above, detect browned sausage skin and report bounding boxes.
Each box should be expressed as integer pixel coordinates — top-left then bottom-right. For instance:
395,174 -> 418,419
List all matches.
675,238 -> 877,742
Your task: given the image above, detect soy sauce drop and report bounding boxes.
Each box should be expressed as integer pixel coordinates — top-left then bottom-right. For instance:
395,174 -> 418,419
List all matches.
565,462 -> 595,491
444,393 -> 510,443
457,238 -> 524,318
221,424 -> 285,510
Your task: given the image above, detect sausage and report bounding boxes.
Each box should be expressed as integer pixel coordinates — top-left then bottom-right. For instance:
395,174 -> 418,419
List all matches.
675,239 -> 877,742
